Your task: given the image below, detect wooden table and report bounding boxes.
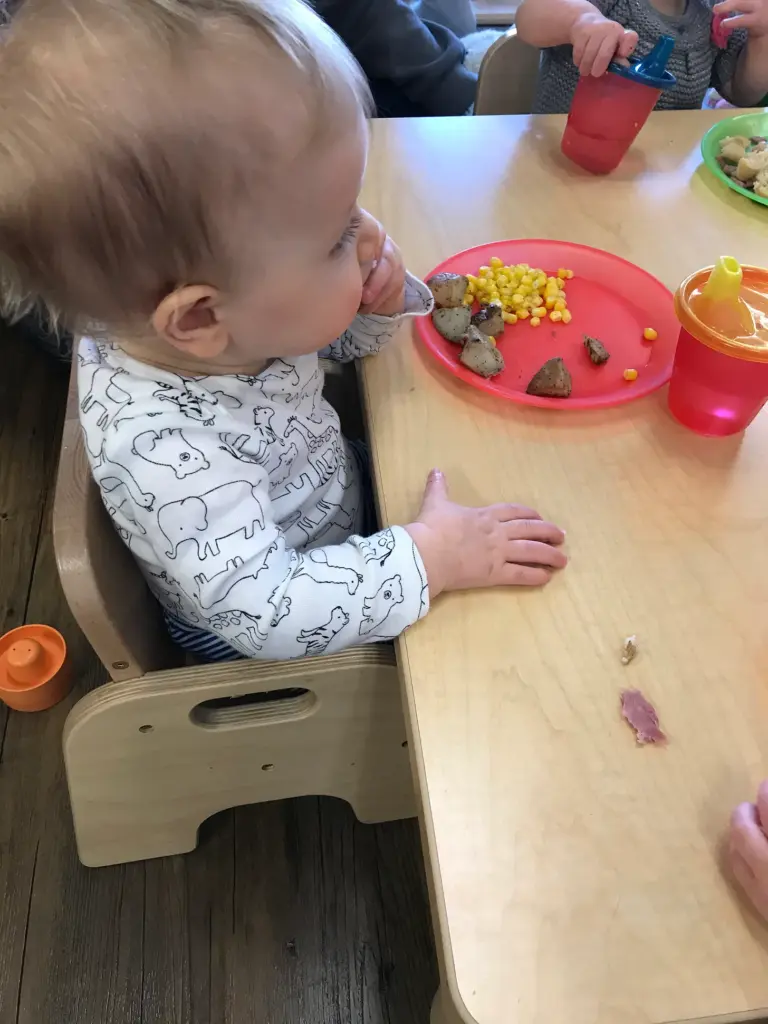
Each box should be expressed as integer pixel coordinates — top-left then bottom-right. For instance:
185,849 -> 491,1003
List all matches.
359,110 -> 768,1024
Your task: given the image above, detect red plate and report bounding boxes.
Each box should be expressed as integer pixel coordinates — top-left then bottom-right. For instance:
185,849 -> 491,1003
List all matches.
416,240 -> 678,410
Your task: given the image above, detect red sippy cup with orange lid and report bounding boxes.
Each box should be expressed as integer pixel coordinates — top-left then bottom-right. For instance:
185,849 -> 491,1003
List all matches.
0,624 -> 70,711
668,257 -> 768,436
561,35 -> 676,174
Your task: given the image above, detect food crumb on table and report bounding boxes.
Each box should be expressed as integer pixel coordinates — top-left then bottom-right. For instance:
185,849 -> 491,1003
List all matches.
620,689 -> 666,745
621,635 -> 638,665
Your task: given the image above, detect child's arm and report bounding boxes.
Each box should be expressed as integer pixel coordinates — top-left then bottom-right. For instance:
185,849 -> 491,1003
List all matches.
516,0 -> 638,77
729,781 -> 768,920
712,0 -> 768,105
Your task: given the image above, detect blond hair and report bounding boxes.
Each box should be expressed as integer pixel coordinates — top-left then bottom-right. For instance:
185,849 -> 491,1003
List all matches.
0,0 -> 370,333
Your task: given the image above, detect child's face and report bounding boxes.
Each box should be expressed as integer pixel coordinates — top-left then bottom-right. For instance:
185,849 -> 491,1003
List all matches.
222,109 -> 373,362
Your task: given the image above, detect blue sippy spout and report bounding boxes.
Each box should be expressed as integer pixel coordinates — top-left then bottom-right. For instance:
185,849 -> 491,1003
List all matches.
634,35 -> 674,79
608,34 -> 677,89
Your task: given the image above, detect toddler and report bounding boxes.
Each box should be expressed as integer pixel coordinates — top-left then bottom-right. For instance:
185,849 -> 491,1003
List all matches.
0,0 -> 566,661
515,0 -> 768,114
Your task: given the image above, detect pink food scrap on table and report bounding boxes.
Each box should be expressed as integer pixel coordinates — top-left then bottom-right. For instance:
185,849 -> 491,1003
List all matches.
620,689 -> 666,745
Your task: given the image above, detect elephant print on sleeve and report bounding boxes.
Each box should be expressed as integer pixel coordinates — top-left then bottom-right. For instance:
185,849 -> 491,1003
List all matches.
157,480 -> 265,559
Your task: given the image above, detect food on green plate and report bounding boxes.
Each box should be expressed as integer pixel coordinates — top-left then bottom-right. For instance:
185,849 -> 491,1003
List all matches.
459,325 -> 504,378
470,302 -> 504,338
584,334 -> 610,365
717,133 -> 768,198
526,357 -> 572,398
432,305 -> 472,342
427,272 -> 469,308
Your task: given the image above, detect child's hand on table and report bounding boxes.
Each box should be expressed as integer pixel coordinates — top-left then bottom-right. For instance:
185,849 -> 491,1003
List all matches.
570,11 -> 638,77
405,469 -> 567,599
714,0 -> 768,37
357,211 -> 406,316
729,781 -> 768,921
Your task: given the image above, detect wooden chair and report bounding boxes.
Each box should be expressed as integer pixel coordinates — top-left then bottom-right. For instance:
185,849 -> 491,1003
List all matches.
53,361 -> 415,868
474,25 -> 540,115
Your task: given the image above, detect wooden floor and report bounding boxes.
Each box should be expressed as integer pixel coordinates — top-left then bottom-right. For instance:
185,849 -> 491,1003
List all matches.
0,331 -> 438,1024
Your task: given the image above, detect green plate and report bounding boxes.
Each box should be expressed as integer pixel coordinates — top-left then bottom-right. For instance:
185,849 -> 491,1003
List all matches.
701,111 -> 768,209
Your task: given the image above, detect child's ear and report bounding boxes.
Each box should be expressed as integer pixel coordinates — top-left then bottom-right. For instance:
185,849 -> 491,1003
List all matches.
152,285 -> 229,359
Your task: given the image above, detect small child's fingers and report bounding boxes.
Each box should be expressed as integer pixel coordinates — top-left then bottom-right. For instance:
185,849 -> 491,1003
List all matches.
756,780 -> 768,827
592,32 -> 620,76
505,519 -> 566,546
498,563 -> 553,587
506,539 -> 568,569
361,257 -> 393,306
489,503 -> 542,522
618,29 -> 639,58
730,847 -> 768,920
577,34 -> 602,75
730,801 -> 768,871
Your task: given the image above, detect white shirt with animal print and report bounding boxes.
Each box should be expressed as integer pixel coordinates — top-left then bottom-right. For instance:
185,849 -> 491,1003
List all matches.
78,273 -> 434,659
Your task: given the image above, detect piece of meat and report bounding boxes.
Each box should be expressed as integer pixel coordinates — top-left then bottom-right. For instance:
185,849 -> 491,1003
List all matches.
584,334 -> 610,365
427,272 -> 469,309
459,326 -> 504,378
526,357 -> 572,398
620,689 -> 666,745
432,305 -> 471,342
471,302 -> 504,338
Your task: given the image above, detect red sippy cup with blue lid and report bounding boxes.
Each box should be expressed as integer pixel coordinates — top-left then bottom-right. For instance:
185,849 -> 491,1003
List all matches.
562,35 -> 677,174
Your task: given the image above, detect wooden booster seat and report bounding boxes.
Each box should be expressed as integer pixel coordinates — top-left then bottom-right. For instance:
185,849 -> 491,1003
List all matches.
53,361 -> 415,868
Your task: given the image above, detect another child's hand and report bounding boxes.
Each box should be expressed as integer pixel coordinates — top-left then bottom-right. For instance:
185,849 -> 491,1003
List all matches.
570,11 -> 638,76
357,211 -> 406,316
405,469 -> 567,599
729,781 -> 768,920
714,0 -> 768,38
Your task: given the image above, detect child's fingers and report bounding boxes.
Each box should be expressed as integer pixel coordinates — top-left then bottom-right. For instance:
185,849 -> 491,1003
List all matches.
489,503 -> 542,522
730,801 -> 768,871
507,539 -> 568,569
361,257 -> 392,306
618,29 -> 639,58
756,780 -> 768,827
578,34 -> 603,74
505,519 -> 566,547
498,563 -> 553,587
593,33 -> 620,75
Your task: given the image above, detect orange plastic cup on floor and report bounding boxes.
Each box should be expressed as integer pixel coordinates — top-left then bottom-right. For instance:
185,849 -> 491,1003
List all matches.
0,625 -> 70,711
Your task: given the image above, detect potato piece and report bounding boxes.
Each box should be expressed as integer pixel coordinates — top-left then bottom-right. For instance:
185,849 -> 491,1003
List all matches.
459,326 -> 505,378
526,357 -> 572,398
583,334 -> 610,365
754,168 -> 768,198
720,139 -> 748,164
736,149 -> 768,182
427,272 -> 469,308
432,305 -> 471,342
471,302 -> 504,337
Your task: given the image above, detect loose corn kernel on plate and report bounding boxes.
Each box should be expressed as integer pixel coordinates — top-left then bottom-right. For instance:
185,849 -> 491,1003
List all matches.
416,240 -> 678,410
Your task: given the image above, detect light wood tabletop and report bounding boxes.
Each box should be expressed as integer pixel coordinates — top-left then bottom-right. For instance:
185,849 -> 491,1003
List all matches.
359,109 -> 768,1024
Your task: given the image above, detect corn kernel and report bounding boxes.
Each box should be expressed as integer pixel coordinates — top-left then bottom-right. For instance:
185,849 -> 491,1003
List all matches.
562,310 -> 572,324
530,316 -> 541,327
521,274 -> 533,286
479,265 -> 491,275
467,274 -> 478,285
553,299 -> 566,312
533,306 -> 547,318
490,256 -> 503,268
549,310 -> 563,322
502,311 -> 517,324
566,269 -> 574,279
511,293 -> 524,306
517,309 -> 530,320
545,296 -> 556,309
463,292 -> 474,305
557,268 -> 567,280
467,281 -> 477,295
623,368 -> 638,382
643,327 -> 658,341
487,336 -> 497,347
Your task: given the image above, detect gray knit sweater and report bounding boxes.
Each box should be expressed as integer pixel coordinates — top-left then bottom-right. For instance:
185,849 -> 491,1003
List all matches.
533,0 -> 747,113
